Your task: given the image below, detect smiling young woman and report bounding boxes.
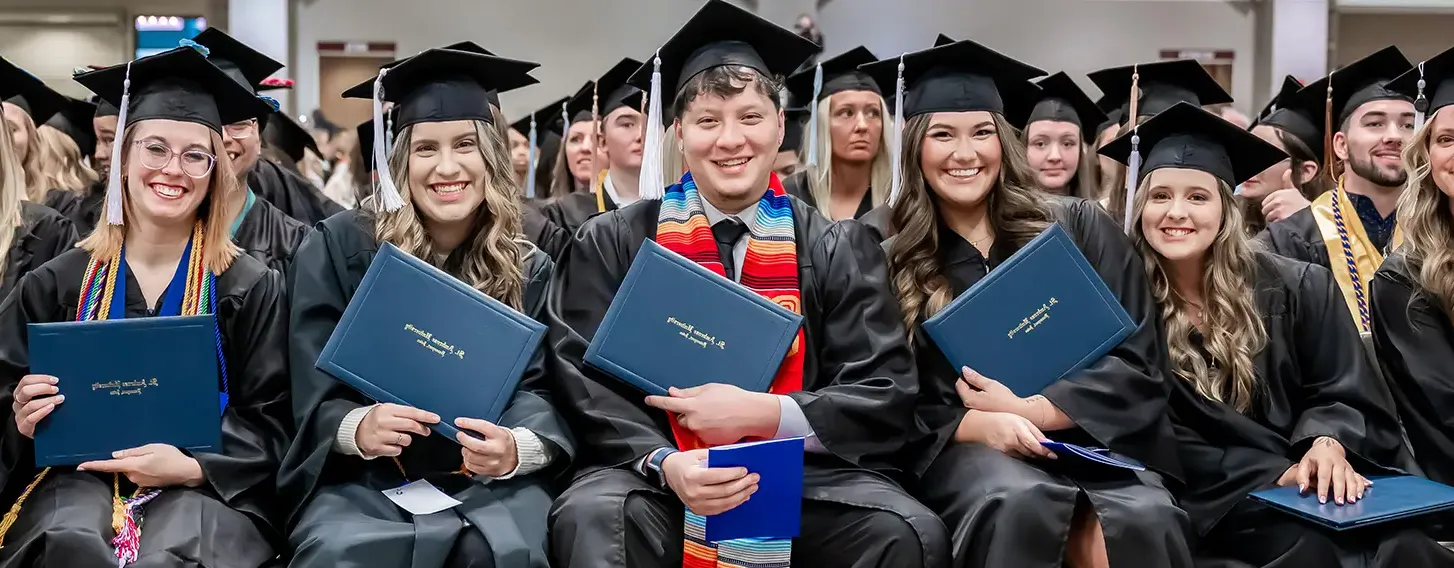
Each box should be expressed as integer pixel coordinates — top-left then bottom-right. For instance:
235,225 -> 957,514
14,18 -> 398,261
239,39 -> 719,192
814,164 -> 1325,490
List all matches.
1108,101 -> 1452,568
0,46 -> 290,568
871,38 -> 1192,568
1373,46 -> 1454,496
281,47 -> 574,568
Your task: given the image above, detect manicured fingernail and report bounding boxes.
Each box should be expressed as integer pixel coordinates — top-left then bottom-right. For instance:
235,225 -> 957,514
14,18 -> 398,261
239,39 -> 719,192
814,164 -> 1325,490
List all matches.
55,395 -> 64,403
48,377 -> 57,384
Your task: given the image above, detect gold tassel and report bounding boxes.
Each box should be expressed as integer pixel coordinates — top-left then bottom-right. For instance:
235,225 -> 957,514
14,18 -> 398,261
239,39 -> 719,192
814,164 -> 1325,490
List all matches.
112,474 -> 124,535
1324,71 -> 1338,182
0,467 -> 51,548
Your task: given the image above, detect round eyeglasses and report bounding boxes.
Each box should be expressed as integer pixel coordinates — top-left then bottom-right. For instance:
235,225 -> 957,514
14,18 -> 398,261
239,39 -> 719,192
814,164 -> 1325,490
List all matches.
133,141 -> 216,178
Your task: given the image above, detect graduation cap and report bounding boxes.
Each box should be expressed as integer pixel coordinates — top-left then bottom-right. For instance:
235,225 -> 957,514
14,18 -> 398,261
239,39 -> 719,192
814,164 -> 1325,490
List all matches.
1253,76 -> 1324,161
190,28 -> 284,94
1099,101 -> 1286,204
94,95 -> 119,118
1028,72 -> 1107,139
781,106 -> 809,154
45,96 -> 99,158
934,34 -> 955,48
785,46 -> 881,169
597,58 -> 644,119
0,57 -> 67,125
859,38 -> 1046,204
341,48 -> 537,211
74,46 -> 275,225
1087,59 -> 1233,121
355,118 -> 376,174
1291,46 -> 1412,168
372,43 -> 540,110
1254,75 -> 1303,123
547,81 -> 597,136
627,0 -> 819,199
1387,44 -> 1454,131
262,111 -> 320,163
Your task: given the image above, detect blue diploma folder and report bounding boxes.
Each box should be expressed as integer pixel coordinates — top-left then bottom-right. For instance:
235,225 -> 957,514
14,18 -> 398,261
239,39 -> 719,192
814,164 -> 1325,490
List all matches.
1249,475 -> 1454,530
705,437 -> 805,542
922,223 -> 1136,397
584,239 -> 803,396
1041,441 -> 1146,471
29,315 -> 221,466
316,243 -> 546,442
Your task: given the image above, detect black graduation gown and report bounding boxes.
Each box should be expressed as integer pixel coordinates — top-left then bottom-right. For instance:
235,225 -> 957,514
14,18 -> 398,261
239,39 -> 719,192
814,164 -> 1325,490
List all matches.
901,196 -> 1192,568
856,204 -> 894,243
1372,253 -> 1454,487
40,189 -> 86,233
1174,251 -> 1451,567
781,171 -> 875,221
233,194 -> 311,275
523,207 -> 568,262
1257,208 -> 1330,269
540,190 -> 617,237
279,209 -> 575,568
1,203 -> 77,304
0,249 -> 291,568
545,197 -> 951,568
75,180 -> 106,236
248,159 -> 344,226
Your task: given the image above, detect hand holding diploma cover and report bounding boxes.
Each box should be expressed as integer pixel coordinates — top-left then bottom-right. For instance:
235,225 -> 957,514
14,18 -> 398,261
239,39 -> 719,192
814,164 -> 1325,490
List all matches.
316,243 -> 546,441
28,315 -> 221,466
584,239 -> 804,395
922,223 -> 1137,397
1250,476 -> 1454,530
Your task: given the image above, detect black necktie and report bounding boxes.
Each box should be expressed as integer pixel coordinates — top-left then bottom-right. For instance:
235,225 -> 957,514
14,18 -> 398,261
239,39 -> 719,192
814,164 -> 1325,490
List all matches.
711,219 -> 748,281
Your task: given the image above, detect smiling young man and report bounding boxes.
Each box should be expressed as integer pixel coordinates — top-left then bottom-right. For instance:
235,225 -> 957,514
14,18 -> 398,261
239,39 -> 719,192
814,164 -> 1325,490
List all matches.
541,58 -> 644,235
545,3 -> 949,568
1259,47 -> 1416,332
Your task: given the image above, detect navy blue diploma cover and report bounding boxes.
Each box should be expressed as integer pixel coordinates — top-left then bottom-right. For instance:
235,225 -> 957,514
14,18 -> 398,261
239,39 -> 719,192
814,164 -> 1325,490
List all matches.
29,315 -> 221,466
316,243 -> 546,441
922,223 -> 1136,397
1250,476 -> 1454,530
584,239 -> 804,396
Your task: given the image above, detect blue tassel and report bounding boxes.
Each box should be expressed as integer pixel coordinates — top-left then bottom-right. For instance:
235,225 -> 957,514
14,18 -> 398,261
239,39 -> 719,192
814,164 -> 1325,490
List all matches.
178,39 -> 210,57
259,95 -> 281,112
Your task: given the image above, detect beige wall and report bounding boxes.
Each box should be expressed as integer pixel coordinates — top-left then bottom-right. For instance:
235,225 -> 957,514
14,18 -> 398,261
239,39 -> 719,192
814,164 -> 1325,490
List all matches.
1335,12 -> 1454,66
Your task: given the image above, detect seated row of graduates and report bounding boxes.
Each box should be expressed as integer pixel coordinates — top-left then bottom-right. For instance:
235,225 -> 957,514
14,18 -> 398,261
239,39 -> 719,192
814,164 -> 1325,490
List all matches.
4,5 -> 1454,568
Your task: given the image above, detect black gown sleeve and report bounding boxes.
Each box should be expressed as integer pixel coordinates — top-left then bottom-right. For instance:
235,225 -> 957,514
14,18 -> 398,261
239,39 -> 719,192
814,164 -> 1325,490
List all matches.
523,207 -> 570,263
0,266 -> 67,494
1166,389 -> 1293,536
1256,209 -> 1329,268
545,211 -> 676,470
789,221 -> 919,470
1286,262 -> 1404,465
1043,199 -> 1182,480
194,263 -> 292,531
1371,259 -> 1454,484
42,190 -> 84,230
250,162 -> 343,225
497,253 -> 575,471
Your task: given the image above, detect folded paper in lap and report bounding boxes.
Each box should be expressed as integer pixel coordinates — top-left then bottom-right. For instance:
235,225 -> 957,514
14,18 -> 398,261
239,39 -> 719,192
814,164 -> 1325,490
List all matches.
923,223 -> 1136,397
316,243 -> 546,442
29,315 -> 221,466
585,239 -> 803,396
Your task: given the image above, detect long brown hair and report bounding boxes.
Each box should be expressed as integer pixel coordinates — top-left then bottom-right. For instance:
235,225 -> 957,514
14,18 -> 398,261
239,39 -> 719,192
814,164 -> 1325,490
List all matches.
373,119 -> 525,310
34,124 -> 99,193
1397,113 -> 1454,322
1131,175 -> 1267,412
888,112 -> 1054,339
78,126 -> 243,275
0,113 -> 26,282
14,110 -> 47,202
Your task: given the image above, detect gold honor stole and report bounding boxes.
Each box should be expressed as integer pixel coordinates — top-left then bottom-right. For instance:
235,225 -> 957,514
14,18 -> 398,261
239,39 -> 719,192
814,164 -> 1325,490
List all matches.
594,169 -> 611,213
1310,181 -> 1404,332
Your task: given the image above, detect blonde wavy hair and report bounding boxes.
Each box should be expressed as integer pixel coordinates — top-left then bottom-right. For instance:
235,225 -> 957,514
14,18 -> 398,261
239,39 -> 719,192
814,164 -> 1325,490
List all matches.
10,108 -> 48,202
0,114 -> 26,282
888,112 -> 1054,340
79,125 -> 244,275
1396,110 -> 1454,322
34,124 -> 99,193
803,95 -> 892,218
373,119 -> 525,310
1130,173 -> 1267,412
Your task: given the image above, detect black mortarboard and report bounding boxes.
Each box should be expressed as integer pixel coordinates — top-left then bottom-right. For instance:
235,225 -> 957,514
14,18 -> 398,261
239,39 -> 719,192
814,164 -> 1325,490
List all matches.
94,95 -> 119,118
1296,46 -> 1412,129
1255,75 -> 1324,160
509,97 -> 568,198
859,38 -> 1046,120
263,111 -> 319,163
625,0 -> 818,110
1100,101 -> 1286,189
512,95 -> 570,136
597,58 -> 644,118
934,34 -> 955,48
191,28 -> 284,95
373,43 -> 540,110
342,48 -> 537,129
1087,59 -> 1233,119
1388,44 -> 1454,121
0,57 -> 66,125
1028,72 -> 1107,139
45,96 -> 99,158
785,46 -> 881,104
781,106 -> 809,153
1254,75 -> 1303,123
356,117 -> 377,174
552,82 -> 597,136
76,46 -> 273,131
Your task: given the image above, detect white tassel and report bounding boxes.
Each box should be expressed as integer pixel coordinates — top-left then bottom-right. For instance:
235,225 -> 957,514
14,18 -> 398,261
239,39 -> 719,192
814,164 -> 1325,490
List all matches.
525,116 -> 538,199
806,64 -> 823,169
1415,62 -> 1428,132
372,68 -> 404,212
105,62 -> 133,226
888,55 -> 906,206
638,52 -> 666,200
1123,132 -> 1141,233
